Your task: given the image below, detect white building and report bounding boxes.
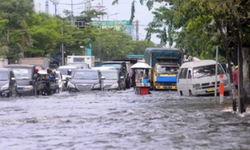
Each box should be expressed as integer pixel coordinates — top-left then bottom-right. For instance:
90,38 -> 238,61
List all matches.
34,1 -> 42,13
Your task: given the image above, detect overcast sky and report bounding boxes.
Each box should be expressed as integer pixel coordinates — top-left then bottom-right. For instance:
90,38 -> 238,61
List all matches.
34,0 -> 163,44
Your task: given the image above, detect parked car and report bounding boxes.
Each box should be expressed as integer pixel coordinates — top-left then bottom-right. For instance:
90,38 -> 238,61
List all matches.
177,60 -> 230,96
38,70 -> 60,95
55,71 -> 65,91
0,68 -> 17,97
67,69 -> 105,92
4,64 -> 44,96
101,70 -> 126,91
101,61 -> 131,88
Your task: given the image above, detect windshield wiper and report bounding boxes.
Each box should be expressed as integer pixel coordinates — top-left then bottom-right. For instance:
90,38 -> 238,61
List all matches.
0,79 -> 7,81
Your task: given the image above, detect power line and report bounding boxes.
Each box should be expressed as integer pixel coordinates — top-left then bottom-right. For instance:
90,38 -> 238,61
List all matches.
56,0 -> 90,5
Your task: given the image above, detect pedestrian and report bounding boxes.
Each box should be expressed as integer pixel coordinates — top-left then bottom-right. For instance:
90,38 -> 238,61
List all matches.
138,70 -> 144,82
34,67 -> 42,81
144,69 -> 150,83
131,69 -> 136,89
233,65 -> 238,96
46,69 -> 56,80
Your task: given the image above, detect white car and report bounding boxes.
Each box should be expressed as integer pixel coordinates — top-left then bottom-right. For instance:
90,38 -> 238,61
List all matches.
55,71 -> 65,91
58,65 -> 81,89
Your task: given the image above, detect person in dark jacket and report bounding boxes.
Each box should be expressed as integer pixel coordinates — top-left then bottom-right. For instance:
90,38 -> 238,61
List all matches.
34,67 -> 42,81
131,69 -> 136,89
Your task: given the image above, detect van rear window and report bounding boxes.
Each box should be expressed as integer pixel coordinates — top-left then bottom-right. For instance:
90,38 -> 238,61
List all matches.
193,64 -> 224,79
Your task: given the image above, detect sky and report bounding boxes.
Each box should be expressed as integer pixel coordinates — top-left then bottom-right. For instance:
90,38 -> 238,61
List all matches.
34,0 -> 163,44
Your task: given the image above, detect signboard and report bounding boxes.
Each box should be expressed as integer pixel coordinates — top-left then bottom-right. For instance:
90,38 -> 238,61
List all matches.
91,20 -> 133,36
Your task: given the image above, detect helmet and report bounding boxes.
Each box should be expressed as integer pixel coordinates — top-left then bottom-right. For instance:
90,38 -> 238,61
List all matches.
235,66 -> 238,69
35,67 -> 40,72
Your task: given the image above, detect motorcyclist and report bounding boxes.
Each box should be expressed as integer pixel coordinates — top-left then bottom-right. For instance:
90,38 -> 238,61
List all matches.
47,69 -> 56,80
34,67 -> 42,81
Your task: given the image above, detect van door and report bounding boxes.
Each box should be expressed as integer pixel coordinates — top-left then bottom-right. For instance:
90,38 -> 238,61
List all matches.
186,69 -> 193,95
177,68 -> 188,96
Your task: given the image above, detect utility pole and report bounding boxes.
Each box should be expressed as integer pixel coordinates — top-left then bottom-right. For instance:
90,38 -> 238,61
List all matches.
92,2 -> 105,20
50,0 -> 59,16
61,23 -> 65,66
135,20 -> 139,41
70,0 -> 74,25
86,0 -> 92,11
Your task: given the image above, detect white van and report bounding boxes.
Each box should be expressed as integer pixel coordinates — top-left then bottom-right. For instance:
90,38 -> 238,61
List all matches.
177,60 -> 231,96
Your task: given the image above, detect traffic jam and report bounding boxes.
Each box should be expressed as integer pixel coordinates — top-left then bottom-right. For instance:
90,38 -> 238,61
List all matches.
0,48 -> 231,98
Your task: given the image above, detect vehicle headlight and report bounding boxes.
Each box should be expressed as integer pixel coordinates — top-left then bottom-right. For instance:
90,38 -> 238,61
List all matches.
1,83 -> 9,90
67,82 -> 76,88
93,84 -> 100,89
193,84 -> 201,89
110,83 -> 118,88
23,85 -> 33,90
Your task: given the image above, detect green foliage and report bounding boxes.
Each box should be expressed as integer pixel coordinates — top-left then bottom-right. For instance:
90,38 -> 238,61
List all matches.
130,1 -> 135,24
0,0 -> 34,62
92,29 -> 133,61
1,0 -> 157,62
25,13 -> 62,57
129,40 -> 157,55
0,16 -> 9,58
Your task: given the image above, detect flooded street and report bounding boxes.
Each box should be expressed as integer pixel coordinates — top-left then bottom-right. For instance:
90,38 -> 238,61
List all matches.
0,90 -> 250,150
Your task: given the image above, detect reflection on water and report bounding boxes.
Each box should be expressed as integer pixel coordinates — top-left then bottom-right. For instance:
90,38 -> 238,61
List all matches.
0,90 -> 250,150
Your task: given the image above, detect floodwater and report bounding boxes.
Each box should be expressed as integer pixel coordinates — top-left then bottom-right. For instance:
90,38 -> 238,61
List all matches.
0,90 -> 250,150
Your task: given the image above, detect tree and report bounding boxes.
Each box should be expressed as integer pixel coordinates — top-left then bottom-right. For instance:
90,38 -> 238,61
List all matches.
25,13 -> 62,57
0,16 -> 9,58
91,29 -> 134,61
0,0 -> 34,63
130,40 -> 156,55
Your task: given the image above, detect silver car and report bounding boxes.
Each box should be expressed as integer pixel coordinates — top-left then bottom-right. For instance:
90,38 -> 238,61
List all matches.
67,69 -> 105,92
101,70 -> 126,91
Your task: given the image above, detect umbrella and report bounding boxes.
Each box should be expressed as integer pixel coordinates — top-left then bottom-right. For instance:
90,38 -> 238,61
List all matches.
131,62 -> 151,69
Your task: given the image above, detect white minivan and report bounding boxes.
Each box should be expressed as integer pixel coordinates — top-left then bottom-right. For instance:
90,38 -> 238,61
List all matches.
177,60 -> 231,96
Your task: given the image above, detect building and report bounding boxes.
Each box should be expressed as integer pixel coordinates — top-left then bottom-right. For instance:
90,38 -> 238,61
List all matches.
34,1 -> 42,13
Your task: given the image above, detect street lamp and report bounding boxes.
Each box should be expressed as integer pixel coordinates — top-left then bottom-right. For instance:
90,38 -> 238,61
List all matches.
107,13 -> 119,21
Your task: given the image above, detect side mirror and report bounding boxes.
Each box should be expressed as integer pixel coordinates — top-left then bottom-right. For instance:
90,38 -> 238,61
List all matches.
66,77 -> 71,80
101,76 -> 105,80
11,77 -> 16,80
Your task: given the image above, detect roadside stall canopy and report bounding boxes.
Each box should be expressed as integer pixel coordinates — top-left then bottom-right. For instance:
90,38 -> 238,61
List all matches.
131,62 -> 151,69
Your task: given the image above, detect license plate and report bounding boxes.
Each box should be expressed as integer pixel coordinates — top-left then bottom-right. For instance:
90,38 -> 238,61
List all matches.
165,86 -> 171,89
207,88 -> 215,92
